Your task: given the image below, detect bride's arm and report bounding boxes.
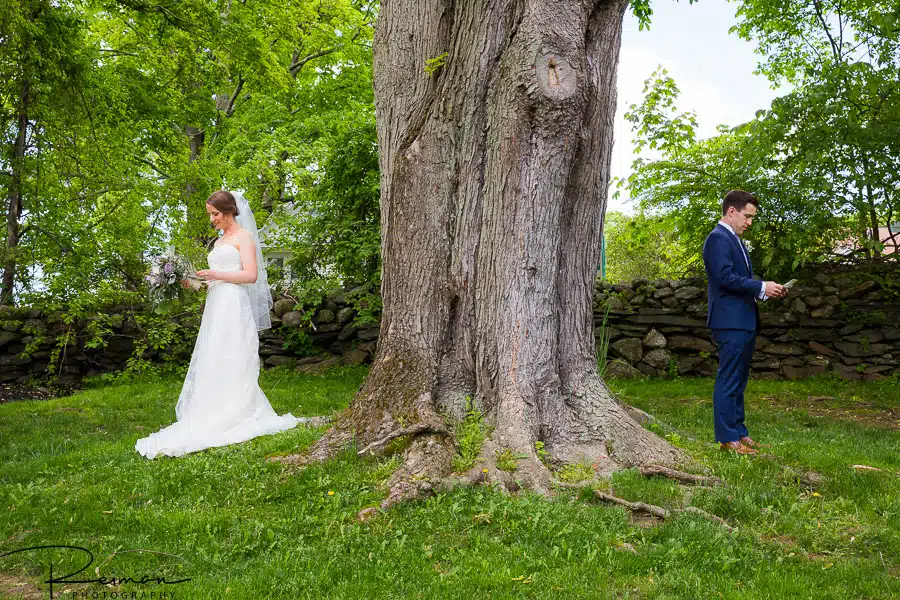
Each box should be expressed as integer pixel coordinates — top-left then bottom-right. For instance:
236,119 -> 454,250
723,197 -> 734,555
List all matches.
198,233 -> 260,284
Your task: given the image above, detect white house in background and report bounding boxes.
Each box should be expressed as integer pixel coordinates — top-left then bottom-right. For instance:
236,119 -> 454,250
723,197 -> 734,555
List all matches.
258,203 -> 304,286
878,224 -> 900,255
835,224 -> 900,256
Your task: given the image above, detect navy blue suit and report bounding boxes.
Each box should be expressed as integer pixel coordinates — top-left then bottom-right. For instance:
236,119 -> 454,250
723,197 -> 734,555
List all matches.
702,224 -> 764,443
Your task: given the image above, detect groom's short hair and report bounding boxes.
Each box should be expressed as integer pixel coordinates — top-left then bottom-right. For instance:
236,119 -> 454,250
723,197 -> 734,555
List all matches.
722,190 -> 759,215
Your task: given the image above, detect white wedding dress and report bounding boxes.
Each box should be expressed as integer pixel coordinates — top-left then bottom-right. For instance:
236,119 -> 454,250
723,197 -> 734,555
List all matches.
135,244 -> 299,459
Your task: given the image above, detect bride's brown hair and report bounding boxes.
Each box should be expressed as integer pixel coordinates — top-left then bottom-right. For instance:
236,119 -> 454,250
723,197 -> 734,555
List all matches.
206,190 -> 240,216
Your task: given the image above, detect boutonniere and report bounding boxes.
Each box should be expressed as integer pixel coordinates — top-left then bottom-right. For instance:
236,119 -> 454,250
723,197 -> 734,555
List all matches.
744,241 -> 754,253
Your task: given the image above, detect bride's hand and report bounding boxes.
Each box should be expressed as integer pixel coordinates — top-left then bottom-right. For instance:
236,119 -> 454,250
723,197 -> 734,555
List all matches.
196,270 -> 218,281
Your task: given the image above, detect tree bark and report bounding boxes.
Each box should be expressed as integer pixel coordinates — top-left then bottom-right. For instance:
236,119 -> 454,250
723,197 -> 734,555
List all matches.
2,82 -> 30,306
303,0 -> 679,497
861,154 -> 880,256
184,124 -> 208,241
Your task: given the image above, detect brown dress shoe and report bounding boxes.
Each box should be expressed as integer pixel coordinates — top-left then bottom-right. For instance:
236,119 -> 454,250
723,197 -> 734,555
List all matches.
720,441 -> 758,455
740,436 -> 758,448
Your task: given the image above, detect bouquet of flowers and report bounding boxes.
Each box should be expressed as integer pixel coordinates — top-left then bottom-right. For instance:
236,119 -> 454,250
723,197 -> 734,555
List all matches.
147,248 -> 204,313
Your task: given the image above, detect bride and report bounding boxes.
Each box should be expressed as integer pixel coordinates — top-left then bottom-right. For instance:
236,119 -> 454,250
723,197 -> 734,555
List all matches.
136,190 -> 299,459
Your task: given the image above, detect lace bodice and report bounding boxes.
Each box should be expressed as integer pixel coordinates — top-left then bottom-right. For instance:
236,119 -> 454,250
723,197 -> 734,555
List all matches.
209,244 -> 242,272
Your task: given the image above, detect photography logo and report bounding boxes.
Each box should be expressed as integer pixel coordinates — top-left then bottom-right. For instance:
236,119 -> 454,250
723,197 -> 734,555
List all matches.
1,545 -> 191,599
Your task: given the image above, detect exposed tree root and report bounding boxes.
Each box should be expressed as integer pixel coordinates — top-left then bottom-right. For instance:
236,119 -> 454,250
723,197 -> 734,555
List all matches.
357,422 -> 448,457
544,377 -> 686,474
295,416 -> 332,427
267,417 -> 353,466
380,433 -> 456,509
333,428 -> 735,533
638,465 -> 724,487
472,438 -> 553,495
681,507 -> 736,532
594,491 -> 671,520
593,491 -> 736,533
274,365 -> 702,520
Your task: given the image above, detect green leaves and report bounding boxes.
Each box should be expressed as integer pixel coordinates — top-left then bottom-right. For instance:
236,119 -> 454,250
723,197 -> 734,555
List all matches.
624,67 -> 698,156
630,0 -> 701,31
0,0 -> 377,309
603,211 -> 694,282
273,113 -> 381,296
424,52 -> 448,76
618,0 -> 900,279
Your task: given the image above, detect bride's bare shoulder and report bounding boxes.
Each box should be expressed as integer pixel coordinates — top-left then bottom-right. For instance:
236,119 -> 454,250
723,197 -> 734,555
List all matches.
236,229 -> 256,247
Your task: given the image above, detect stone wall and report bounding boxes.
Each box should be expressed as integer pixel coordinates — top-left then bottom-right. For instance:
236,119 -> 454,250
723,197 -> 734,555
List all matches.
0,306 -> 196,385
264,284 -> 381,374
0,283 -> 382,385
594,267 -> 900,382
0,265 -> 896,385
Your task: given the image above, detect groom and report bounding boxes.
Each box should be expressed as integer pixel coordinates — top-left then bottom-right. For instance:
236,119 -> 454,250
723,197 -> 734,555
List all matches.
702,190 -> 786,455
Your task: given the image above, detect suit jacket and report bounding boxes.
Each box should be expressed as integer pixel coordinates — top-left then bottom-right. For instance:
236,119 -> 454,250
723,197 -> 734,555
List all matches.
702,224 -> 762,331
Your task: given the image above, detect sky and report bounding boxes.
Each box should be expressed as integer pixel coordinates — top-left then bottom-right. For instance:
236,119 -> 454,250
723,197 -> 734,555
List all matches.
609,0 -> 787,214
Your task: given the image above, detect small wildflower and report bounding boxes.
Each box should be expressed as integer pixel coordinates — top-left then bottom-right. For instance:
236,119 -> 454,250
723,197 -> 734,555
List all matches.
327,490 -> 335,496
482,468 -> 488,474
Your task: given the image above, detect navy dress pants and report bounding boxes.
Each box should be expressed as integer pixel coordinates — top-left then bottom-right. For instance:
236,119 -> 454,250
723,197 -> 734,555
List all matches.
711,329 -> 756,443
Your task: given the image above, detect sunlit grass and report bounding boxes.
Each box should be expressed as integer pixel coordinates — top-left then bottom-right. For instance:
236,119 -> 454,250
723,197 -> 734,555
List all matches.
1,370 -> 898,599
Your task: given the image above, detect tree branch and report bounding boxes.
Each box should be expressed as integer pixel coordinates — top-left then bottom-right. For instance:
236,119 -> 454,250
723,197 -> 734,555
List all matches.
20,224 -> 75,253
87,195 -> 131,231
836,0 -> 844,50
98,48 -> 140,57
225,76 -> 245,117
289,46 -> 340,77
136,156 -> 170,179
288,26 -> 363,78
812,0 -> 840,61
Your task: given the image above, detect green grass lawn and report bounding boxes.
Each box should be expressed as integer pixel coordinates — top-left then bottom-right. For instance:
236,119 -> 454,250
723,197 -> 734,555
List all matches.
1,368 -> 899,599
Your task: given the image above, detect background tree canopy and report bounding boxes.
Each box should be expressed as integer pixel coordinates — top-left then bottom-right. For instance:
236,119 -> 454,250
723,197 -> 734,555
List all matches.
1,0 -> 898,298
0,0 -> 377,308
614,0 -> 900,282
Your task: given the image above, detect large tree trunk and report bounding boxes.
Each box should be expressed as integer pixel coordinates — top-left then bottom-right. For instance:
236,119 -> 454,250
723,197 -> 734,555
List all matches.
2,83 -> 29,306
185,125 -> 208,242
304,0 -> 678,499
